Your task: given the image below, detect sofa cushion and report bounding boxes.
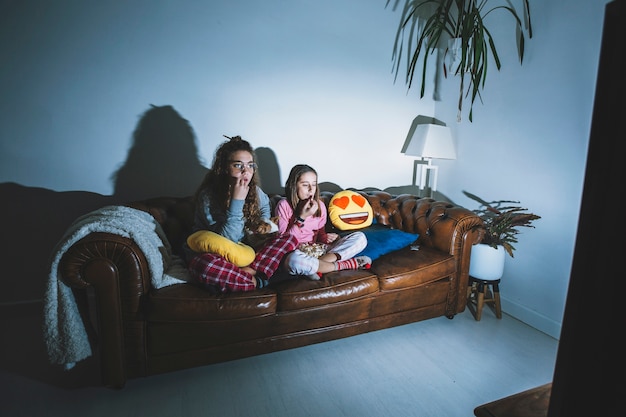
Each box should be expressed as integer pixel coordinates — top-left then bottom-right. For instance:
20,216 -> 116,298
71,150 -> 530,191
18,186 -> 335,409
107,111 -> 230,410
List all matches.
271,269 -> 380,311
148,284 -> 277,321
328,190 -> 373,230
186,230 -> 256,267
371,246 -> 456,291
356,224 -> 419,261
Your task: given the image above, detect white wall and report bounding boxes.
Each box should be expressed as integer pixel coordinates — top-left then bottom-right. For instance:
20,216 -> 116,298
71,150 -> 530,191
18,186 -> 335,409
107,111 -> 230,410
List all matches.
0,0 -> 431,193
433,0 -> 609,338
0,0 -> 612,338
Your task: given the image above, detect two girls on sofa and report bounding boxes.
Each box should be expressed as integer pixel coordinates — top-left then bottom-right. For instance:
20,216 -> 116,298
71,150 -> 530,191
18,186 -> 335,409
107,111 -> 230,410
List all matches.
187,137 -> 369,292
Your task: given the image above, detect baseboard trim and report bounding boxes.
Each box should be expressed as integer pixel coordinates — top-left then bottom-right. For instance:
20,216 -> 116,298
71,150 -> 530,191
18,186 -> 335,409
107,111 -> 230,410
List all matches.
501,297 -> 561,340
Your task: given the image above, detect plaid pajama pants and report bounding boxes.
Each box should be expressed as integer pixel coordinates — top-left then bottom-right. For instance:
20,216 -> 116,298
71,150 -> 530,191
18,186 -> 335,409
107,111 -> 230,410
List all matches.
188,233 -> 298,293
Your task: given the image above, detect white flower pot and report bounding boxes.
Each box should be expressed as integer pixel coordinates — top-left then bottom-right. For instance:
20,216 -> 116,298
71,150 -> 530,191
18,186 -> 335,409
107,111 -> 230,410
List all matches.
469,244 -> 506,280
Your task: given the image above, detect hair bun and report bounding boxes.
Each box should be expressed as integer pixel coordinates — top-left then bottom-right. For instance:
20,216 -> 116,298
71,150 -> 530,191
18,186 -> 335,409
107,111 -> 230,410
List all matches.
223,135 -> 242,142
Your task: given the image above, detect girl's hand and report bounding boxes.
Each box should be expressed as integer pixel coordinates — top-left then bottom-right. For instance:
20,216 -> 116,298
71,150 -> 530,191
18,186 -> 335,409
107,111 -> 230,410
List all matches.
326,233 -> 339,244
232,176 -> 250,200
298,197 -> 318,219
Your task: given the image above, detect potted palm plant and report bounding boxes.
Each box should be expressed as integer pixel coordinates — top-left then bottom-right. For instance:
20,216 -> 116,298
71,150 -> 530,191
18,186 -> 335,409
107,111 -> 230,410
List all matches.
386,0 -> 532,122
463,190 -> 540,280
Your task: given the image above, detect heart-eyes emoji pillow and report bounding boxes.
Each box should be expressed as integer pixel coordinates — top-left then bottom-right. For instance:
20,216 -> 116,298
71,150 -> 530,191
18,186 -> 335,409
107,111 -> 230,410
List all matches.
328,190 -> 373,231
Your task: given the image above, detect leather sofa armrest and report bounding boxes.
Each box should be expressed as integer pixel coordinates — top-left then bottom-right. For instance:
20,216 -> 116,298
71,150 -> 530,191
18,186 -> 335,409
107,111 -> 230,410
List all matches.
409,199 -> 484,312
59,232 -> 151,388
361,192 -> 485,314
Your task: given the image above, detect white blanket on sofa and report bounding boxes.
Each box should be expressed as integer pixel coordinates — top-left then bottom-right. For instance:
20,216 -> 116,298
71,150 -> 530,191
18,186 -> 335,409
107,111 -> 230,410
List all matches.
43,205 -> 191,370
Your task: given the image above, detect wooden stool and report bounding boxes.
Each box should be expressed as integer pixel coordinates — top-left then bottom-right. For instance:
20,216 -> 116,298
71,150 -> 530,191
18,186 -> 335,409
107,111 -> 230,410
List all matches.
467,276 -> 502,321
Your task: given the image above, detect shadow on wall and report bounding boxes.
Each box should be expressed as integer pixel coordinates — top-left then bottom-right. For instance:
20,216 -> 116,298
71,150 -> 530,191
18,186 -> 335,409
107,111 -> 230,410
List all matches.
0,182 -> 120,308
111,104 -> 209,201
255,146 -> 283,195
0,105 -> 211,311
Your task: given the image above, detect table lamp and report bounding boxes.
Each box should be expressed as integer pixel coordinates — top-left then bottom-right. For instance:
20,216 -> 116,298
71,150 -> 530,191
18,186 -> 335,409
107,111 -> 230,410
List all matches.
401,116 -> 456,197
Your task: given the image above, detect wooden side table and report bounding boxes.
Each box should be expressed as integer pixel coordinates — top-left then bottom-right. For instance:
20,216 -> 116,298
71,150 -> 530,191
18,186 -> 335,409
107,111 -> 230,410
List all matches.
467,276 -> 502,320
474,383 -> 551,417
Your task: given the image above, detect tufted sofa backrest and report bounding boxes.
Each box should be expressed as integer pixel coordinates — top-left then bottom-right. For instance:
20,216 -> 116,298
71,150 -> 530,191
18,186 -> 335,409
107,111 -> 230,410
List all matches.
128,190 -> 471,258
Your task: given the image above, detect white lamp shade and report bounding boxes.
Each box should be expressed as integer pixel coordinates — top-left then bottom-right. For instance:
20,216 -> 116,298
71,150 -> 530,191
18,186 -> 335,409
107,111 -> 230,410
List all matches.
403,123 -> 456,160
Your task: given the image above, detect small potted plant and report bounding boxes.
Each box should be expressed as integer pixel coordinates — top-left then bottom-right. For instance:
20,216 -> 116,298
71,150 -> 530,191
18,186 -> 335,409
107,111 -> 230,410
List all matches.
463,190 -> 540,280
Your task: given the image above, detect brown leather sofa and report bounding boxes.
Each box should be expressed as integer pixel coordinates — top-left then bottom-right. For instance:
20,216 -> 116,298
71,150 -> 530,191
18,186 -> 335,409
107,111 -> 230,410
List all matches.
58,190 -> 484,388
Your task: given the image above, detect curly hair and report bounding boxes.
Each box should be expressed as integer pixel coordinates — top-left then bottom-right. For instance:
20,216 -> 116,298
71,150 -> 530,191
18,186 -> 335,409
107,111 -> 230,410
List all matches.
195,135 -> 263,230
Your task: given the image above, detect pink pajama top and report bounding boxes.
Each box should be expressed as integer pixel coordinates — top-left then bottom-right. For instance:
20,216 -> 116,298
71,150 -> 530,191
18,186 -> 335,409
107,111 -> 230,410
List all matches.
275,198 -> 329,245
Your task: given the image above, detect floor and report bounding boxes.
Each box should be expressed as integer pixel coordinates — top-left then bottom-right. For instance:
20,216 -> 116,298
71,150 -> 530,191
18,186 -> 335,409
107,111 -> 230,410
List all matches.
0,305 -> 559,417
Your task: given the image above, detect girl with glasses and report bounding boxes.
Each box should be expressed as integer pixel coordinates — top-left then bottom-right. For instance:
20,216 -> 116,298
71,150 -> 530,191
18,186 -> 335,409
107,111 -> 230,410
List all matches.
186,135 -> 297,292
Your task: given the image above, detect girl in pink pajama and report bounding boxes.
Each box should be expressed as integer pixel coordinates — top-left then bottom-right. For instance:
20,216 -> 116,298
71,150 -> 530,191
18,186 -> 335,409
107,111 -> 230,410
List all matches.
275,164 -> 371,280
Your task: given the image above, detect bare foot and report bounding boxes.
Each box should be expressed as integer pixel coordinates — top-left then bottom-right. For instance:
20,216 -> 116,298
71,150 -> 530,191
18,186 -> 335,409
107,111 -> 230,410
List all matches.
242,266 -> 258,287
241,266 -> 256,276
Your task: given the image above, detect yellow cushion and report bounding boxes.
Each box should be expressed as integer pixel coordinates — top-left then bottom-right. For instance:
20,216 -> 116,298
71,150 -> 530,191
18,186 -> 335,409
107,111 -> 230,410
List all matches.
328,190 -> 373,231
187,230 -> 256,267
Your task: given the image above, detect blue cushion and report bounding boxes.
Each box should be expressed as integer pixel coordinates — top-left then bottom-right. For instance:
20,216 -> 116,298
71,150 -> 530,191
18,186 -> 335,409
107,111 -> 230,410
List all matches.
355,225 -> 419,261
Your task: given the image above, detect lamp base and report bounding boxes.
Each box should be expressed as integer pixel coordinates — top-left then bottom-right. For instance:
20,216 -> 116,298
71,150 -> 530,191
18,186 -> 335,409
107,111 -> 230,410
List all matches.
420,186 -> 434,199
411,159 -> 428,187
419,164 -> 438,191
413,159 -> 438,198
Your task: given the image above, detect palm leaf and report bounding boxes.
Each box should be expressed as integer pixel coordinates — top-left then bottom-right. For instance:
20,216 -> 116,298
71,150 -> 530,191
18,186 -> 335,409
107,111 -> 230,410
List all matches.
386,0 -> 532,122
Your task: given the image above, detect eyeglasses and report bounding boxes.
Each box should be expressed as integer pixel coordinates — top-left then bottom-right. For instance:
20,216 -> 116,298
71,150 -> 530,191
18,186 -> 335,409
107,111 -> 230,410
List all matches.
230,161 -> 257,171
